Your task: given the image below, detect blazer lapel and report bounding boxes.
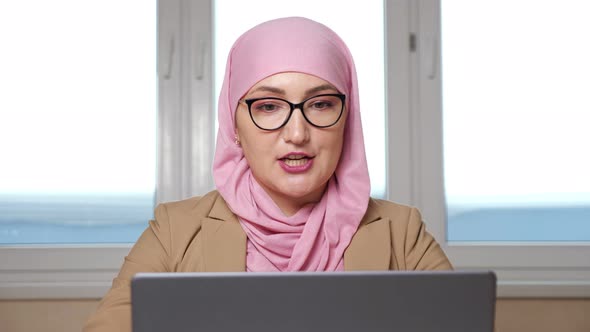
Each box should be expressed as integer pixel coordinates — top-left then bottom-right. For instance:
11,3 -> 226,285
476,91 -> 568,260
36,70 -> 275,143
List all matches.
344,200 -> 392,271
199,194 -> 391,272
201,195 -> 247,272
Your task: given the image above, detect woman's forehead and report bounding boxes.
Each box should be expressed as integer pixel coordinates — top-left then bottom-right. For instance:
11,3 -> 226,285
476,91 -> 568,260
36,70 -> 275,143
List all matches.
245,72 -> 340,97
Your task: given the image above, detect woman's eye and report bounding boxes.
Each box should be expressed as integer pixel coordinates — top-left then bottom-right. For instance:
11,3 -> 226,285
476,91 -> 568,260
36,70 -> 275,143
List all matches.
255,103 -> 279,112
310,101 -> 332,109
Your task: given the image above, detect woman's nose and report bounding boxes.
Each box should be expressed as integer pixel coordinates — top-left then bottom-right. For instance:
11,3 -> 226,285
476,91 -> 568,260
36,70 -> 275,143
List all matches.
281,108 -> 310,145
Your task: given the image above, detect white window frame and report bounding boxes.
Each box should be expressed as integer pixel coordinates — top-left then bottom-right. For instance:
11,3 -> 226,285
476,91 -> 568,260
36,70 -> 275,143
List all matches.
387,0 -> 590,297
2,0 -> 588,300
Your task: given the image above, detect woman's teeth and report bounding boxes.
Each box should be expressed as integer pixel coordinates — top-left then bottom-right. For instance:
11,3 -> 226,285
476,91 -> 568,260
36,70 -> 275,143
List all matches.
283,157 -> 308,166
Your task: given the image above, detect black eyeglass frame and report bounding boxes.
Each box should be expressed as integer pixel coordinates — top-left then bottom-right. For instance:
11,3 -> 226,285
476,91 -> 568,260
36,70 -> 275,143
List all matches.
242,93 -> 346,131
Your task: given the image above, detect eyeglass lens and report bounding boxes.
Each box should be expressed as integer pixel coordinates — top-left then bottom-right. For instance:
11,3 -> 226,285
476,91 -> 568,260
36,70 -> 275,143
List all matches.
248,94 -> 344,130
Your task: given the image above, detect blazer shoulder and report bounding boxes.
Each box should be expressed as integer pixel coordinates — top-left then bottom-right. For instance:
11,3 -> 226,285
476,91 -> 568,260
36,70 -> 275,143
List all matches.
367,198 -> 453,270
366,198 -> 427,238
157,190 -> 221,223
152,191 -> 224,250
366,197 -> 416,223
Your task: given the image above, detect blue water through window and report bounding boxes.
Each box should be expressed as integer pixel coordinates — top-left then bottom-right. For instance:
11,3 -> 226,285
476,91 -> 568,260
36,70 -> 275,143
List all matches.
447,204 -> 590,242
0,194 -> 154,244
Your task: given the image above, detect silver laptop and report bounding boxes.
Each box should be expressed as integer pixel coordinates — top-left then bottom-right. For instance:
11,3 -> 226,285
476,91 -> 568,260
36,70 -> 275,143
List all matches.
132,271 -> 496,332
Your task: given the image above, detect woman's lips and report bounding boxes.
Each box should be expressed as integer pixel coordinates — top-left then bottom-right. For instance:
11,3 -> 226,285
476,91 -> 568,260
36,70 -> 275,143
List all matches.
278,153 -> 314,173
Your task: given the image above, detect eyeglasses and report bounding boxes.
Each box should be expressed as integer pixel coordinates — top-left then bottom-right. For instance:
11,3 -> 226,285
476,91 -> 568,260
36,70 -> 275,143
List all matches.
241,94 -> 346,131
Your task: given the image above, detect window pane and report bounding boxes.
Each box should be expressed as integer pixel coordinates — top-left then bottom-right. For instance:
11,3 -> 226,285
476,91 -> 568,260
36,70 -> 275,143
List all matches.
0,1 -> 156,244
442,0 -> 590,241
214,1 -> 386,198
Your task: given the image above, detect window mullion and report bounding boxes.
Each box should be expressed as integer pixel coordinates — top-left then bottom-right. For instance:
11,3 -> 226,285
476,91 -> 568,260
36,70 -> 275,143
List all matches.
157,0 -> 183,203
385,0 -> 414,207
185,0 -> 215,200
157,0 -> 214,204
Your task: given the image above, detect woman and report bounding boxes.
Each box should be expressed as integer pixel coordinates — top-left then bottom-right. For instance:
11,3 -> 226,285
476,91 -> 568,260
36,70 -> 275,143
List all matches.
84,17 -> 451,332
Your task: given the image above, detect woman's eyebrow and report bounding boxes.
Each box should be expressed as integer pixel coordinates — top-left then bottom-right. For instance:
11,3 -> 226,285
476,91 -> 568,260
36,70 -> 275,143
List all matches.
249,84 -> 338,96
250,86 -> 286,95
305,84 -> 338,95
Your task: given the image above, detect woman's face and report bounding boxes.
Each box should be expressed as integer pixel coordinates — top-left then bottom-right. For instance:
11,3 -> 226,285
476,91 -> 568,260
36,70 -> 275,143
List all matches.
235,72 -> 347,215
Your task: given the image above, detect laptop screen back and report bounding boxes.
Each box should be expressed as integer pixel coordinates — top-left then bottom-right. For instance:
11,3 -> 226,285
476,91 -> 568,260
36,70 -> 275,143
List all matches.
132,271 -> 496,332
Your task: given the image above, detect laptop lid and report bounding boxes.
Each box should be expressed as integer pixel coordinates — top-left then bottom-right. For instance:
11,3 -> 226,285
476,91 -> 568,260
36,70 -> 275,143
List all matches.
132,271 -> 496,332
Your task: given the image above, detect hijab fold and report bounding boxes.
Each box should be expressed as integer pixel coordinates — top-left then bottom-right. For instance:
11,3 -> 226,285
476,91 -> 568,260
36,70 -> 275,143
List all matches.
213,17 -> 370,271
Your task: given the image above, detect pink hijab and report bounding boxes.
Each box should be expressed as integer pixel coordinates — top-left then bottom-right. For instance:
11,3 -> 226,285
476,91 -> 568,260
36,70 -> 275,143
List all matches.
213,17 -> 370,271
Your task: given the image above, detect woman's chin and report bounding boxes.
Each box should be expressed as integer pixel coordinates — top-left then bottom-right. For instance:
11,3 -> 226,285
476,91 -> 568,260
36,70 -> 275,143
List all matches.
280,189 -> 313,200
276,183 -> 325,202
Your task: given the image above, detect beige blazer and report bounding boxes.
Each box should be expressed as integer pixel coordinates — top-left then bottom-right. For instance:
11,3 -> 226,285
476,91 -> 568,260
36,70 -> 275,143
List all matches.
84,191 -> 452,332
